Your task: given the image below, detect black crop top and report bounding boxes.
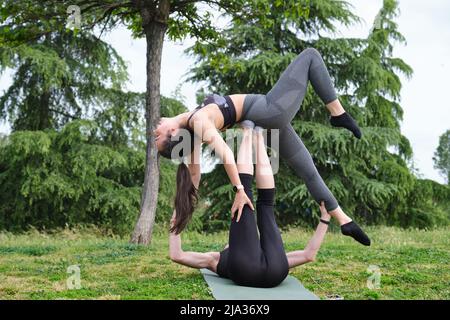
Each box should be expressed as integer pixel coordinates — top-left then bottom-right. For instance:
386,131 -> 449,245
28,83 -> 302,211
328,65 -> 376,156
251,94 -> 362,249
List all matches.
187,94 -> 237,131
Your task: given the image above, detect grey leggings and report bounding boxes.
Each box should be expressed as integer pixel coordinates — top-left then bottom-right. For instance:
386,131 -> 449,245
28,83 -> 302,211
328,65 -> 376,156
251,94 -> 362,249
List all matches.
241,48 -> 339,211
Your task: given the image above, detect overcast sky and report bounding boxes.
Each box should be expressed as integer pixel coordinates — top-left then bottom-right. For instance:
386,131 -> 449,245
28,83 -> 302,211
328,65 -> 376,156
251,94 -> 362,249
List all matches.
0,0 -> 449,184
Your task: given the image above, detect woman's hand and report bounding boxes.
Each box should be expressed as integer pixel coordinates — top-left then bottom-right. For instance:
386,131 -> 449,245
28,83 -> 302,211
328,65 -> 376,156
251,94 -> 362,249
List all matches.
319,201 -> 331,221
231,189 -> 255,222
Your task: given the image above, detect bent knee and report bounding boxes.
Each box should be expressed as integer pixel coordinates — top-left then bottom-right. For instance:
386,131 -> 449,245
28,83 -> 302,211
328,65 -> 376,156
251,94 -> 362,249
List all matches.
265,264 -> 289,287
302,47 -> 322,58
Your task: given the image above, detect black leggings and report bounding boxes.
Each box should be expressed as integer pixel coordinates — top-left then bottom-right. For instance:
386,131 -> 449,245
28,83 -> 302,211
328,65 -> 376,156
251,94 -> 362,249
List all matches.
216,174 -> 289,288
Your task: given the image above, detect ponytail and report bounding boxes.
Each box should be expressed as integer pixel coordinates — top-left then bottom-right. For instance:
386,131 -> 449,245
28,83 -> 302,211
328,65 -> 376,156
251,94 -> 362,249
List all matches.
170,162 -> 198,234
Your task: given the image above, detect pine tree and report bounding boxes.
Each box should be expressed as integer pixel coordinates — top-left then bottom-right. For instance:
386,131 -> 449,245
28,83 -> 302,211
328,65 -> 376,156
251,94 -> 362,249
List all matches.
0,28 -> 128,130
433,129 -> 450,185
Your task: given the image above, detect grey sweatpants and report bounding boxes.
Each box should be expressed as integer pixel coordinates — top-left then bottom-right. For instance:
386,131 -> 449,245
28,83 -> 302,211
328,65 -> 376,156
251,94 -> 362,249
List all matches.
241,48 -> 339,211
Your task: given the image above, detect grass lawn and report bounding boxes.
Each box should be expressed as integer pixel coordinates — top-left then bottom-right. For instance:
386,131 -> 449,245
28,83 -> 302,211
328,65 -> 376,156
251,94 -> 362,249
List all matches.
0,225 -> 449,300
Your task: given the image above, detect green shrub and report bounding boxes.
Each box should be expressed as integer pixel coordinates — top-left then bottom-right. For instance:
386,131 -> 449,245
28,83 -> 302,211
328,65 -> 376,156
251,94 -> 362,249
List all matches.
0,120 -> 141,234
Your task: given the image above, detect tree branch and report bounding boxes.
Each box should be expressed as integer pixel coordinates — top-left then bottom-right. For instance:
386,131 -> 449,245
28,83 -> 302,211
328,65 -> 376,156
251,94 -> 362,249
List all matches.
49,107 -> 79,120
171,0 -> 197,12
172,0 -> 241,14
98,12 -> 113,38
83,2 -> 133,30
178,11 -> 207,41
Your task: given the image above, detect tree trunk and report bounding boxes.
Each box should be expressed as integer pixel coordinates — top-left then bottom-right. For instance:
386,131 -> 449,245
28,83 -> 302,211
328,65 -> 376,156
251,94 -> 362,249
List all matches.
38,90 -> 51,130
130,0 -> 170,245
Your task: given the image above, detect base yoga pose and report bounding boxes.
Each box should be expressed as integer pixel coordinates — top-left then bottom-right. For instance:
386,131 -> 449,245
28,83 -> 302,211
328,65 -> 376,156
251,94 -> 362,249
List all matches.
156,48 -> 370,246
169,124 -> 332,288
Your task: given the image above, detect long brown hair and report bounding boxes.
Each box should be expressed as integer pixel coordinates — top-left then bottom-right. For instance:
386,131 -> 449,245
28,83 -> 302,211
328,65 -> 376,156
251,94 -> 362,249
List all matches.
158,126 -> 197,234
170,162 -> 198,234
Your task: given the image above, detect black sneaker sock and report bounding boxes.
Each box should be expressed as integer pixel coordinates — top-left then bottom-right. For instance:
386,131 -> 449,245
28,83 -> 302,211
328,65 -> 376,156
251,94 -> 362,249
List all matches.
341,221 -> 371,246
330,112 -> 362,139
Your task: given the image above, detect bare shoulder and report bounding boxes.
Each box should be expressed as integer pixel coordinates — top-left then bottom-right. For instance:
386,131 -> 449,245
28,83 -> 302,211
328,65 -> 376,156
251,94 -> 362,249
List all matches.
189,110 -> 216,137
190,107 -> 215,126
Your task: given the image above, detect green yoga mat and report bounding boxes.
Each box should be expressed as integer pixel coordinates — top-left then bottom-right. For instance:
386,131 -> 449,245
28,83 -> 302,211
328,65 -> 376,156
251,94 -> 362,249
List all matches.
200,269 -> 319,300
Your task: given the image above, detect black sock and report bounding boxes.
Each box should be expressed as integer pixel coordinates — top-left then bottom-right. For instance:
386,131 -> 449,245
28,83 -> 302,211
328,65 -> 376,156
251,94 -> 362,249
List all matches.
330,112 -> 362,139
341,221 -> 371,246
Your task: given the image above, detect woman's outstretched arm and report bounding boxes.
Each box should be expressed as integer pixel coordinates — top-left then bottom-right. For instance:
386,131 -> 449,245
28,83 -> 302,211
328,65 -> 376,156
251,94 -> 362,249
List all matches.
191,114 -> 254,221
169,211 -> 219,271
286,202 -> 331,268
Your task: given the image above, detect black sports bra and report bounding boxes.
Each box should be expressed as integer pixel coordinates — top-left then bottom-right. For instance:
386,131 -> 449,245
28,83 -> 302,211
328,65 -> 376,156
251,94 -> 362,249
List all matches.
187,94 -> 237,131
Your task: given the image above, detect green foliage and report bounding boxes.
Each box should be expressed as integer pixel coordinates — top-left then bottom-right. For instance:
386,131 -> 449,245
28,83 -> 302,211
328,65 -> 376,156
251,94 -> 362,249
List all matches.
433,129 -> 450,184
401,179 -> 450,228
186,0 -> 359,93
93,90 -> 146,148
0,94 -> 184,233
0,120 -> 142,234
0,30 -> 128,130
189,0 -> 449,230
